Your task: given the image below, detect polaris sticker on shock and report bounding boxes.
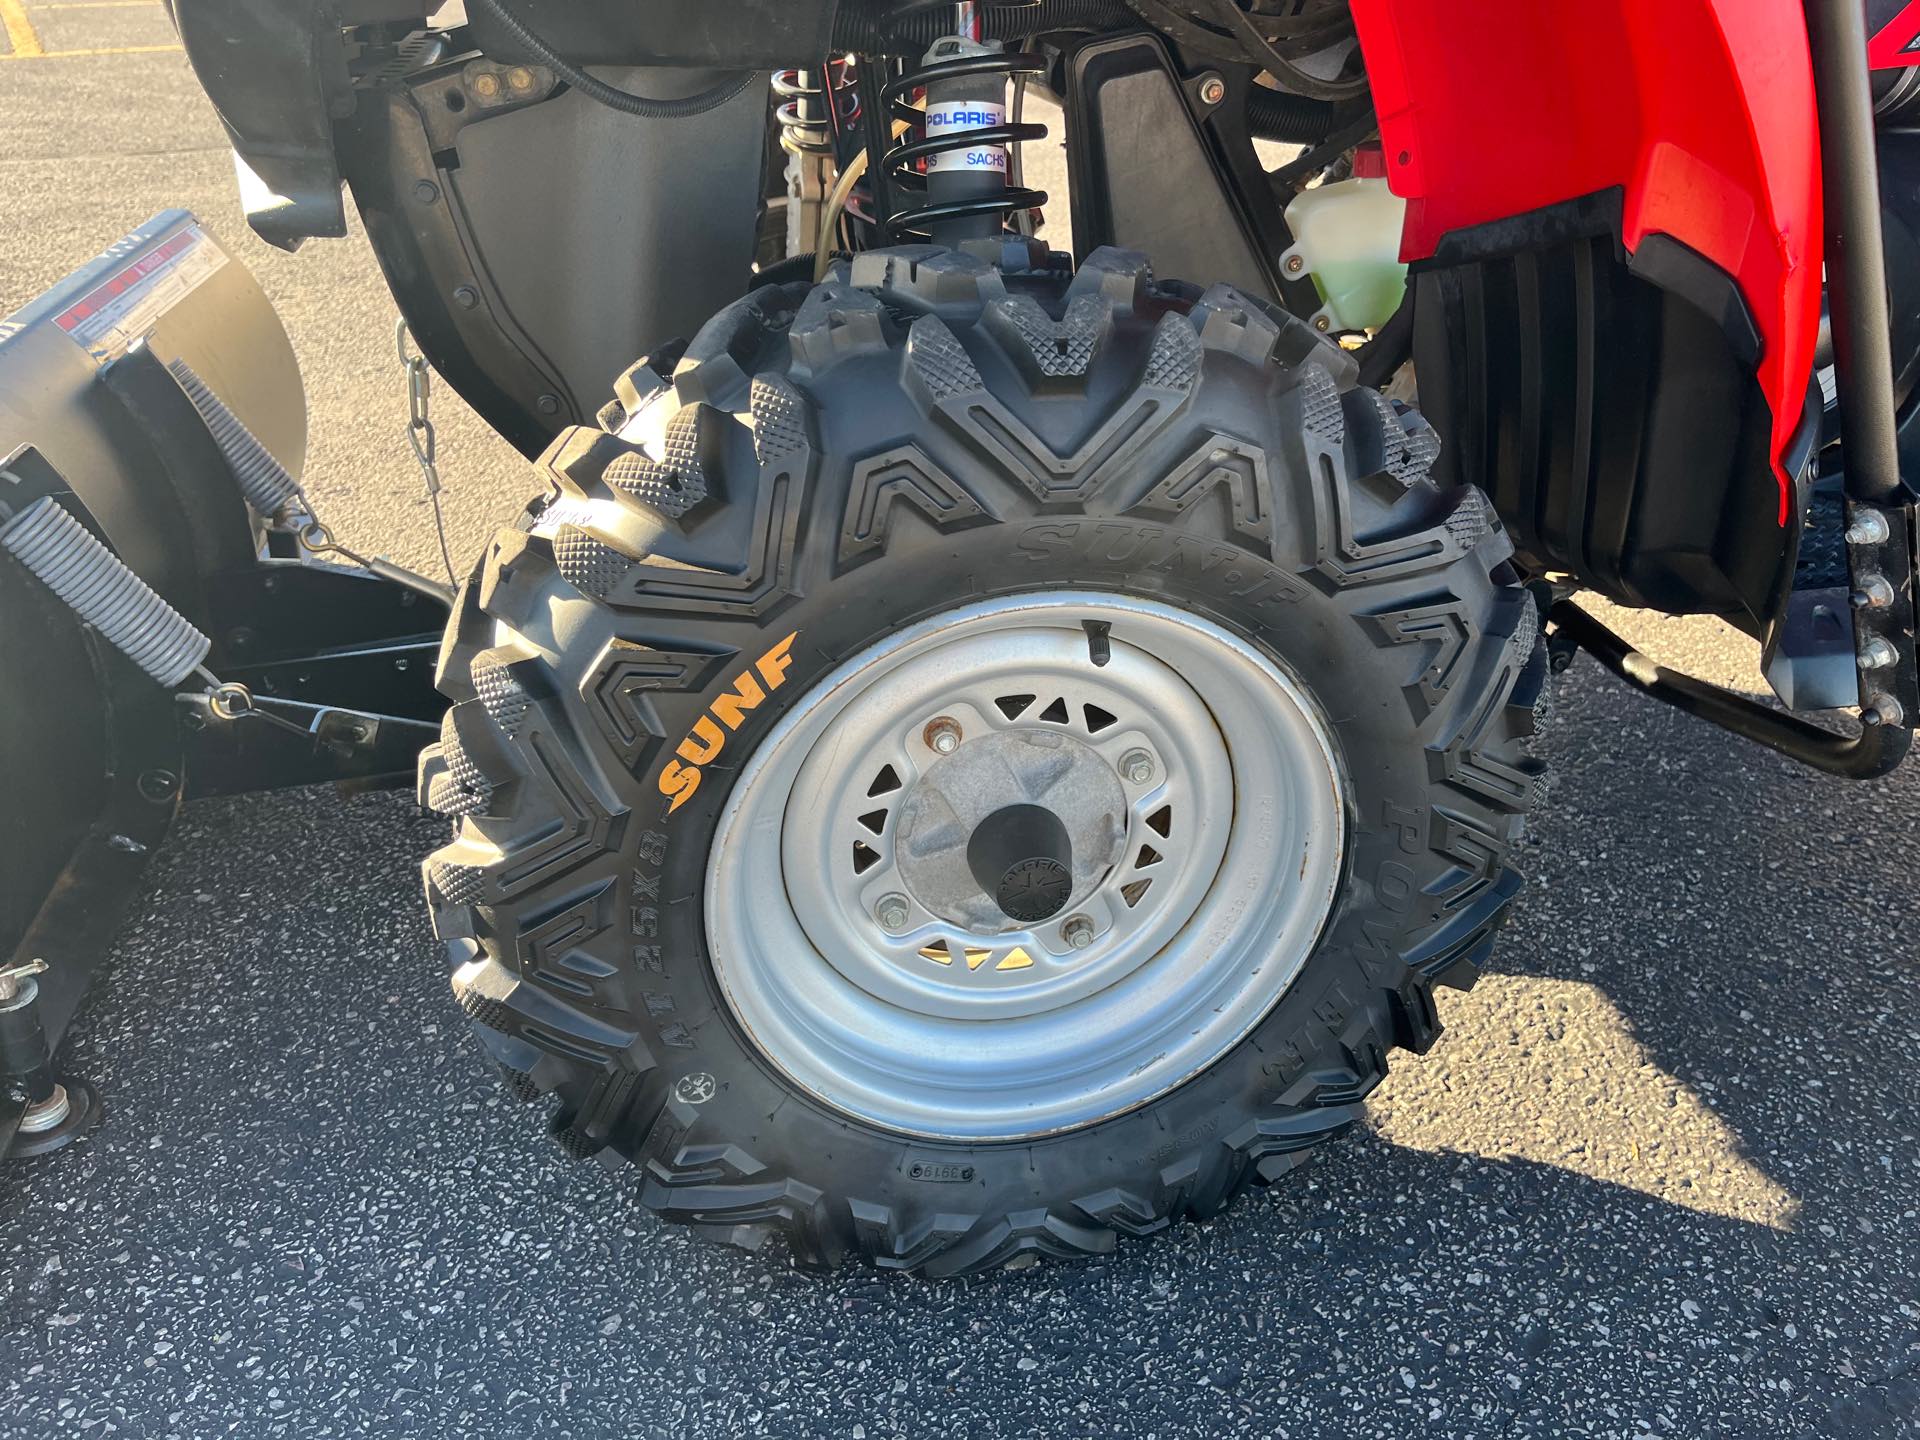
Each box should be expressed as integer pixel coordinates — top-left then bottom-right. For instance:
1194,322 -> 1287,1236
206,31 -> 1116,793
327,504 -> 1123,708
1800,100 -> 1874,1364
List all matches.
924,100 -> 1008,174
658,632 -> 798,814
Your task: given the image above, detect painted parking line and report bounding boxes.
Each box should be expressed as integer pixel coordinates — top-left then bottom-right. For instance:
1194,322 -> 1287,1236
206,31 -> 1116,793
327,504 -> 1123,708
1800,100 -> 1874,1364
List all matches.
0,44 -> 181,58
0,0 -> 42,57
0,0 -> 180,57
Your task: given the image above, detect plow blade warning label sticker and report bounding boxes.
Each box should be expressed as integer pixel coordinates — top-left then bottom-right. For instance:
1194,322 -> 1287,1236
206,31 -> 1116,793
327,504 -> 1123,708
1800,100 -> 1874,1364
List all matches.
53,222 -> 226,360
924,100 -> 1008,173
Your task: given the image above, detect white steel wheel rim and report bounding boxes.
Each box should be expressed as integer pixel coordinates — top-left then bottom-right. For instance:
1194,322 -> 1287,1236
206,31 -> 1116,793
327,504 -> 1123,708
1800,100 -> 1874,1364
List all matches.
706,591 -> 1348,1141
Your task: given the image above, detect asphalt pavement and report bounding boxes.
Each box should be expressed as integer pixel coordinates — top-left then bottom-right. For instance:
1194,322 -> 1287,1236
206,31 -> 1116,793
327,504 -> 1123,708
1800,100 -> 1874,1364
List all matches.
4,12 -> 1920,1438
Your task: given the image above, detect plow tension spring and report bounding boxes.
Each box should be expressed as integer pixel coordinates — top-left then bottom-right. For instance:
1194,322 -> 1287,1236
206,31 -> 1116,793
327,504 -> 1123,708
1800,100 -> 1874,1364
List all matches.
165,356 -> 305,523
0,495 -> 211,688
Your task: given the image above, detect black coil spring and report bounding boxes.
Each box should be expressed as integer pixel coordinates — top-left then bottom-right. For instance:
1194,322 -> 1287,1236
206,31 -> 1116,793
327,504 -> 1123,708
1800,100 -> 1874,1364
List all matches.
880,50 -> 1049,240
773,61 -> 860,156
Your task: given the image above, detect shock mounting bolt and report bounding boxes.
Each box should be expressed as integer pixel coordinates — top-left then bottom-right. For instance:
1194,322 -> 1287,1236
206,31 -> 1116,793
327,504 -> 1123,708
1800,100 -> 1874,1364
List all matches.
876,894 -> 912,932
1846,510 -> 1891,546
923,717 -> 963,755
1062,915 -> 1096,950
1851,575 -> 1895,610
1198,74 -> 1227,106
1119,748 -> 1154,784
0,957 -> 46,1004
1857,635 -> 1898,670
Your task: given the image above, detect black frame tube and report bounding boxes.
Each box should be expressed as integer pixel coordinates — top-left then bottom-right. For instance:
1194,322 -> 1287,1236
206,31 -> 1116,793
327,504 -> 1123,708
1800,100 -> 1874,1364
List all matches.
1549,601 -> 1911,779
1807,0 -> 1905,504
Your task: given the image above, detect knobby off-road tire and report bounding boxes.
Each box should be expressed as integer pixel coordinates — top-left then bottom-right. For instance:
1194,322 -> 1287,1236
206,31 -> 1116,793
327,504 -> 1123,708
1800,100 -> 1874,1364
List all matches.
418,246 -> 1548,1275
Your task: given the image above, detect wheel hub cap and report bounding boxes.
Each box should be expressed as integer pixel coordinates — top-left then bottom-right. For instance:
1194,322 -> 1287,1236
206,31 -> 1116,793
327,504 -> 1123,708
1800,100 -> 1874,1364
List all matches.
896,730 -> 1126,932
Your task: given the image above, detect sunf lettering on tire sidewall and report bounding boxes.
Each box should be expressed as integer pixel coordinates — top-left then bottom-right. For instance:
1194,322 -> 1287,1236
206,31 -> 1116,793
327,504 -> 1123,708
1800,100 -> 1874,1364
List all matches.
656,631 -> 799,814
631,630 -> 812,1079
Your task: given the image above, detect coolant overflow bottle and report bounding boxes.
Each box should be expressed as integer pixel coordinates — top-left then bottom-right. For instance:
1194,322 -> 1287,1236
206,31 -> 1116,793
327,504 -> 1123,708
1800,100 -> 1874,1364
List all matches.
922,35 -> 1009,246
1280,143 -> 1410,333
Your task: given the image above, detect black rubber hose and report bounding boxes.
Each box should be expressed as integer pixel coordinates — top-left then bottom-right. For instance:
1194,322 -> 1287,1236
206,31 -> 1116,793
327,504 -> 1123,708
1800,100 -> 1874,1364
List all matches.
465,0 -> 759,118
835,0 -> 1138,53
1355,295 -> 1413,389
1244,85 -> 1340,143
1192,0 -> 1367,102
748,253 -> 821,290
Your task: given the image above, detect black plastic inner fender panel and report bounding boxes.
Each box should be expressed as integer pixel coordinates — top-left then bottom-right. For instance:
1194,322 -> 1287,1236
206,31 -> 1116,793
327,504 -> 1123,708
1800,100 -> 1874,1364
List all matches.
1411,190 -> 1802,632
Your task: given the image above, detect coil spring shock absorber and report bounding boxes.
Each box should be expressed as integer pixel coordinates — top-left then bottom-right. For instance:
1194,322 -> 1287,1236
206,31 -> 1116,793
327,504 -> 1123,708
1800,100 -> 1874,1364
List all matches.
775,61 -> 863,256
772,61 -> 859,156
881,7 -> 1049,247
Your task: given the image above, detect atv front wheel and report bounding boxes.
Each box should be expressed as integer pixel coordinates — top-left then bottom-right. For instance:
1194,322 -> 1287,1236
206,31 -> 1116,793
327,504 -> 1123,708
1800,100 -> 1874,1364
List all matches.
419,246 -> 1547,1275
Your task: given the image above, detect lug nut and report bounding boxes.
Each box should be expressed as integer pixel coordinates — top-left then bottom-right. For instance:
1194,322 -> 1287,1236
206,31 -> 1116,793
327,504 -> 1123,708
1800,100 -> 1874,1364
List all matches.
1119,748 -> 1155,784
876,894 -> 912,932
1857,635 -> 1899,670
923,716 -> 963,755
1062,915 -> 1096,950
1846,510 -> 1891,546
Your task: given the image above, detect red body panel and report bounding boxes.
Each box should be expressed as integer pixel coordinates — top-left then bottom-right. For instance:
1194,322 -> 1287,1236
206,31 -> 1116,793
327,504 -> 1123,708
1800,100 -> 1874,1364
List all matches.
1348,0 -> 1824,523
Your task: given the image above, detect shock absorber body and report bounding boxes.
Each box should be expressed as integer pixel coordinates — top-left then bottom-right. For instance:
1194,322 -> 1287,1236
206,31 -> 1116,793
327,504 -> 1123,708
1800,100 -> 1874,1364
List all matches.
879,1 -> 1047,249
882,44 -> 1049,247
919,36 -> 1014,246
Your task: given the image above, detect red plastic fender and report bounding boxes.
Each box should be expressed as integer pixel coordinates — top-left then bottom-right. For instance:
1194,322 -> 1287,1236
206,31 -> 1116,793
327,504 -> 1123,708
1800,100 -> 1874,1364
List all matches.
1348,0 -> 1823,524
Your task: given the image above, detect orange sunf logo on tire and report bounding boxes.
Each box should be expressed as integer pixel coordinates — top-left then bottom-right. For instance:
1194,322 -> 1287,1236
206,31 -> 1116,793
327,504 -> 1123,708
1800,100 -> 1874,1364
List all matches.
658,632 -> 798,814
